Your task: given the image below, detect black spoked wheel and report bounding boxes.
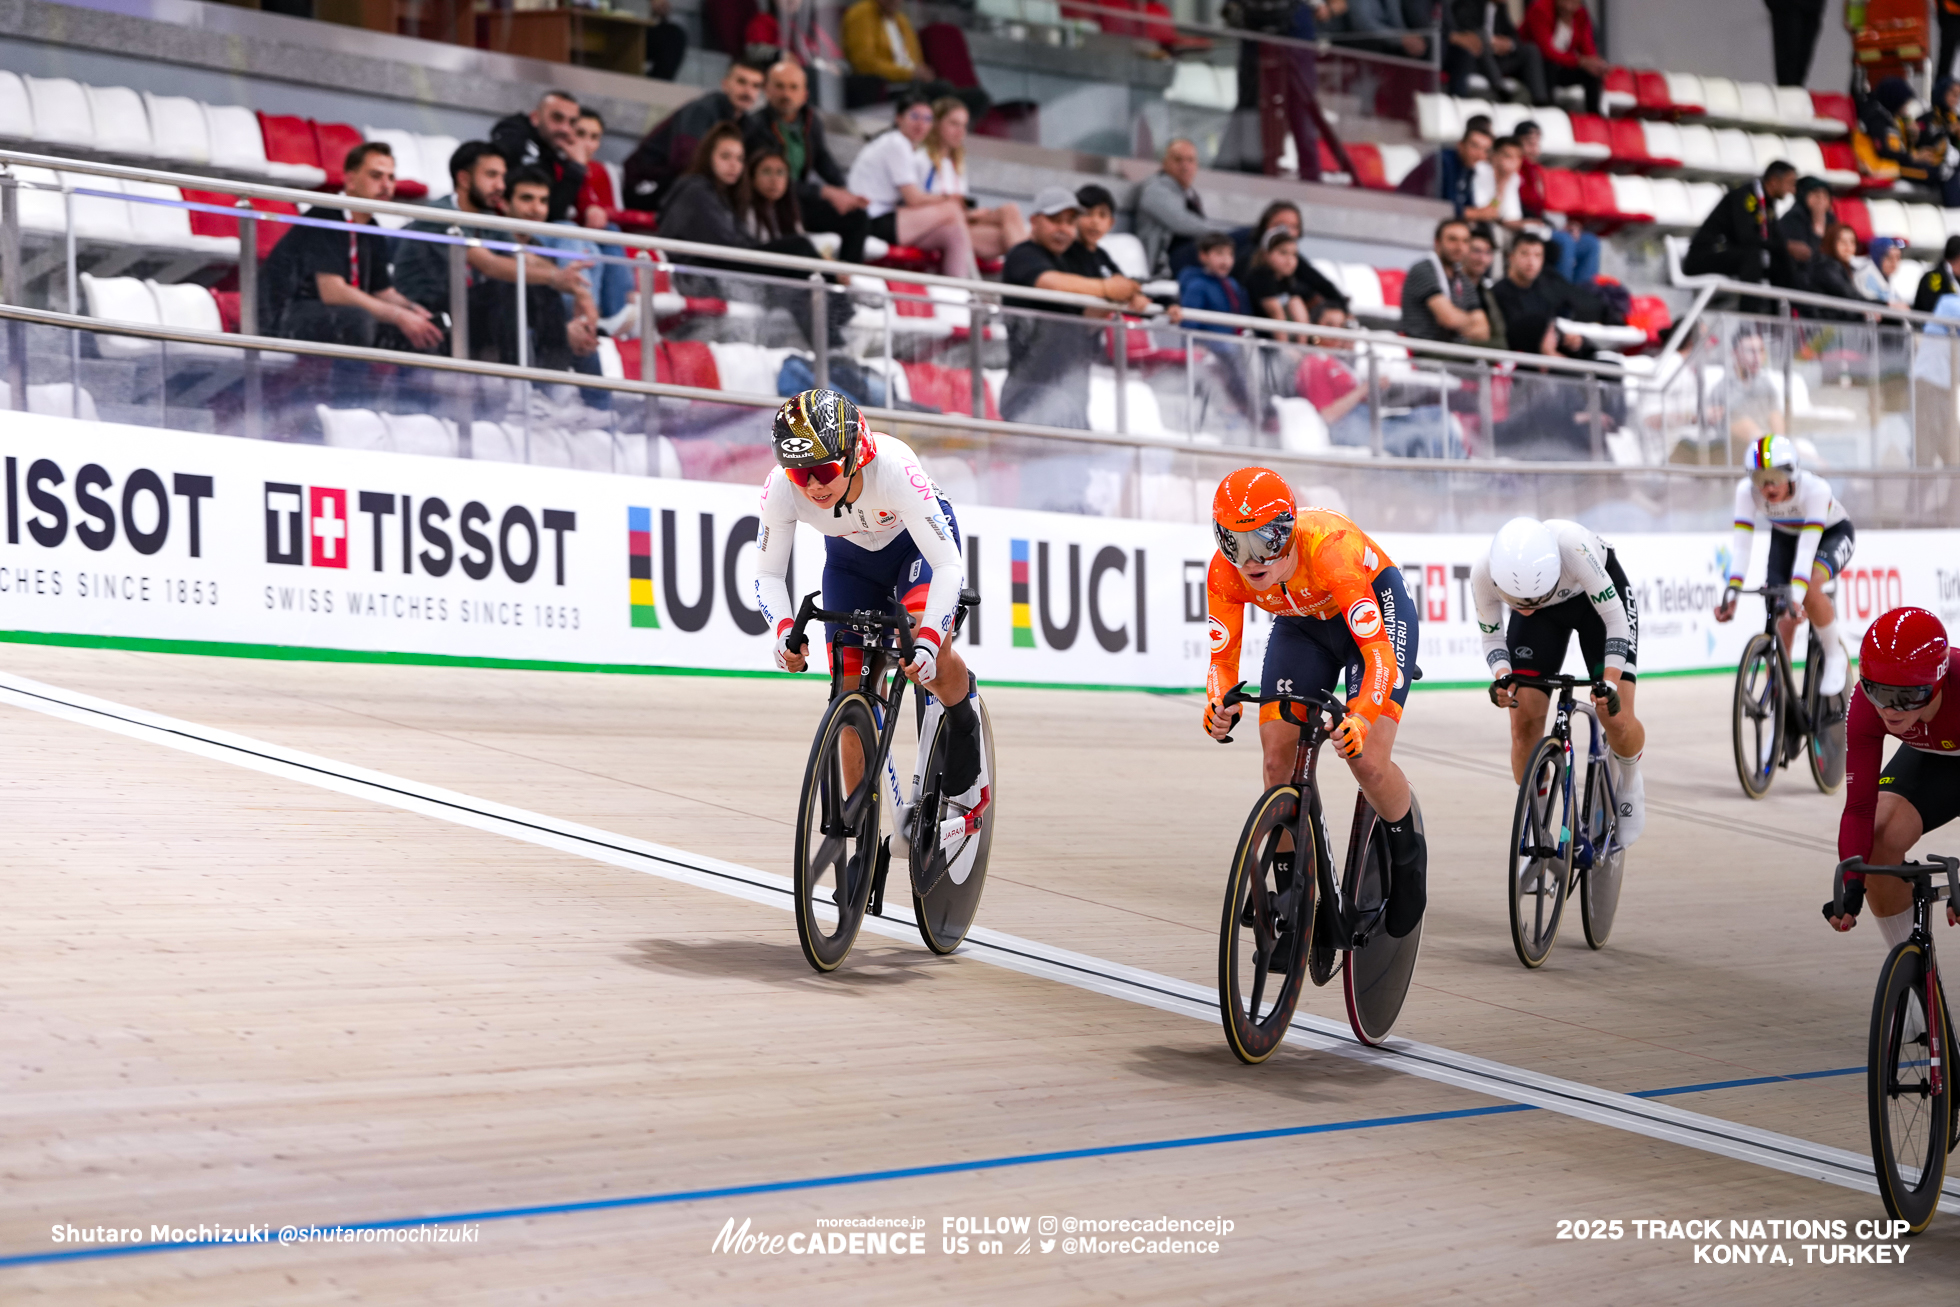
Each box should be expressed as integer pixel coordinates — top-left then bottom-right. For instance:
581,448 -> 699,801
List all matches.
1579,761 -> 1624,951
1732,633 -> 1783,799
1219,785 -> 1313,1065
793,692 -> 883,973
1343,794 -> 1422,1047
911,693 -> 996,955
1803,629 -> 1847,794
1868,943 -> 1951,1232
1508,736 -> 1574,969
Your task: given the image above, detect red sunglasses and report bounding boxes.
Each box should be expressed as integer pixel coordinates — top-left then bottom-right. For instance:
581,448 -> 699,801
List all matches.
786,460 -> 847,488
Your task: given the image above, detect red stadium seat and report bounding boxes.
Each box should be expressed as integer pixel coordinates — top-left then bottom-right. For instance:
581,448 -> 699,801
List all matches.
887,279 -> 937,318
1820,140 -> 1860,179
312,121 -> 364,189
182,189 -> 298,260
1811,91 -> 1856,133
1316,137 -> 1341,178
1604,66 -> 1636,102
1375,267 -> 1405,307
1604,118 -> 1649,166
1634,71 -> 1674,115
902,360 -> 999,419
258,113 -> 322,174
619,339 -> 720,389
210,289 -> 241,335
1346,142 -> 1389,190
1580,171 -> 1647,224
1570,113 -> 1611,155
1541,167 -> 1586,217
1625,294 -> 1671,348
1836,195 -> 1874,245
917,23 -> 982,89
873,245 -> 942,273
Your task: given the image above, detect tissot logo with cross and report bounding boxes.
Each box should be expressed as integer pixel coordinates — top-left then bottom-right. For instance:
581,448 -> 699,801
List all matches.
308,487 -> 349,569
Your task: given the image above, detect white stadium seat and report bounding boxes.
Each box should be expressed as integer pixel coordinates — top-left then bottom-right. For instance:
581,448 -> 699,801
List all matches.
1488,103 -> 1530,137
1736,82 -> 1780,125
127,181 -> 238,257
79,273 -> 161,360
1686,182 -> 1725,222
418,134 -> 461,199
1415,92 -> 1459,143
1609,174 -> 1655,221
142,93 -> 212,165
1894,257 -> 1928,301
1700,77 -> 1743,121
1675,125 -> 1722,173
1664,72 -> 1707,114
1713,129 -> 1759,176
364,128 -> 425,189
1777,86 -> 1842,135
1339,263 -> 1386,313
1647,178 -> 1696,228
1749,134 -> 1787,173
1099,231 -> 1150,281
66,173 -> 134,243
1780,135 -> 1826,176
1642,120 -> 1685,166
1866,198 -> 1911,240
84,85 -> 152,155
148,279 -> 238,358
380,413 -> 461,458
1377,144 -> 1423,187
0,71 -> 34,139
13,166 -> 67,234
317,407 -> 389,451
205,103 -> 324,185
1164,62 -> 1235,112
24,76 -> 93,149
1907,204 -> 1947,253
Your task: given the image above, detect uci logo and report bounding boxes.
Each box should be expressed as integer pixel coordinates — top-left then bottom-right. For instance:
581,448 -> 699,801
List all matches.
777,436 -> 816,456
1347,597 -> 1384,640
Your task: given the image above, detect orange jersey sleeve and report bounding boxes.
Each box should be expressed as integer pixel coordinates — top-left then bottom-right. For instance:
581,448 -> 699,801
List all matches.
1205,552 -> 1252,702
1300,517 -> 1401,722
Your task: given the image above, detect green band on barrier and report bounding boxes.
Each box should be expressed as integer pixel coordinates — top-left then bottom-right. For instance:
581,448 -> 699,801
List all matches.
0,628 -> 1742,693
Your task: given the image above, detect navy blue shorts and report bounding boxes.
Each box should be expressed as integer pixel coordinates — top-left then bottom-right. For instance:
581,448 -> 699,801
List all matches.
823,498 -> 961,652
1259,567 -> 1419,723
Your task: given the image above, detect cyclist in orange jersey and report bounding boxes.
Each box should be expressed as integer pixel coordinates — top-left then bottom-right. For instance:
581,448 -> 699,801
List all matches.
1204,467 -> 1426,938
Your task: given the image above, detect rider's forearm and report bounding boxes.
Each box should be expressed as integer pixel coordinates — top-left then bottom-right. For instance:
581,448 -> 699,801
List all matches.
1725,522 -> 1754,587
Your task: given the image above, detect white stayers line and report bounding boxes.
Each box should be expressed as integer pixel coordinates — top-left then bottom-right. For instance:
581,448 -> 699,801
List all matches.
0,668 -> 1951,1213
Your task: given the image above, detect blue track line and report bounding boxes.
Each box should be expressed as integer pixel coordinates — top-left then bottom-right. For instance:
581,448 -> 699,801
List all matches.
0,1066 -> 1864,1271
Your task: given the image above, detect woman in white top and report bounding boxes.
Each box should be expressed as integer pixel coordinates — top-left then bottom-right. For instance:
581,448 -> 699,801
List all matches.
920,97 -> 1027,261
844,92 -> 977,278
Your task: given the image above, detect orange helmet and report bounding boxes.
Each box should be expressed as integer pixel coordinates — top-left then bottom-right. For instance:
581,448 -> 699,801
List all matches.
1212,467 -> 1296,565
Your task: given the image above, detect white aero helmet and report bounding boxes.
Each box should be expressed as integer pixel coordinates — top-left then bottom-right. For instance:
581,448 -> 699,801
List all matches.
1489,517 -> 1562,608
1744,433 -> 1798,484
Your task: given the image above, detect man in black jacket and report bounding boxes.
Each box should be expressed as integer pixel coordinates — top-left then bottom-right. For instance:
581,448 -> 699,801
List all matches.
1916,236 -> 1960,312
744,60 -> 870,263
1683,161 -> 1798,287
622,58 -> 769,212
489,90 -> 586,225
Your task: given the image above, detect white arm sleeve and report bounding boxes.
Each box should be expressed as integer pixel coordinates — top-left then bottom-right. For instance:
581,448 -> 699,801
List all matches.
1725,479 -> 1757,588
1565,533 -> 1631,675
1469,555 -> 1513,677
753,470 -> 799,635
1786,474 -> 1832,598
883,452 -> 965,649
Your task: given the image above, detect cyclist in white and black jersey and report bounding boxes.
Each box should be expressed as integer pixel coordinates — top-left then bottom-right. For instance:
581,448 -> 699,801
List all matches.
1474,516 -> 1648,843
1713,433 -> 1853,697
754,388 -> 984,799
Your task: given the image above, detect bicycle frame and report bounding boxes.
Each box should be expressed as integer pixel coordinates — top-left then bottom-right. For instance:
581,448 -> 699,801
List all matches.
1837,856 -> 1959,1100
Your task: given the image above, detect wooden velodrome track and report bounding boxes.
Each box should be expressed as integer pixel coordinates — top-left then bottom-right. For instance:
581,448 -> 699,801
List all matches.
0,643 -> 1956,1303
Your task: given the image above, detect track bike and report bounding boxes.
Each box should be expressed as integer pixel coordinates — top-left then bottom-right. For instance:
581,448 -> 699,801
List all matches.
1832,855 -> 1960,1233
1214,684 -> 1424,1062
1498,673 -> 1625,968
785,590 -> 994,973
1732,583 -> 1846,799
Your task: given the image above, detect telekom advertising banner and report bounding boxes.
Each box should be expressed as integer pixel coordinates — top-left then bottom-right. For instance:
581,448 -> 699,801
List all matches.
0,413 -> 1951,690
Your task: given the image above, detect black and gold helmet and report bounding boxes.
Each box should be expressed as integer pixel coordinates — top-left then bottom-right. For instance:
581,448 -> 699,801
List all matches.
771,388 -> 867,476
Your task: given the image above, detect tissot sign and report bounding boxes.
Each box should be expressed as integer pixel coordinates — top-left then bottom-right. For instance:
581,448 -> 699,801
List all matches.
0,412 -> 1951,687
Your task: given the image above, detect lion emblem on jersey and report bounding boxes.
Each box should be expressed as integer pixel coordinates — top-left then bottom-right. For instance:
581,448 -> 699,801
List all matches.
1347,597 -> 1384,640
1208,616 -> 1230,653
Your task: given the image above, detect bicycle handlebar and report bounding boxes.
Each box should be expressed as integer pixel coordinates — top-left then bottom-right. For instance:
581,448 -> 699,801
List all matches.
786,591 -> 918,663
1833,855 -> 1960,918
1490,672 -> 1621,716
1214,682 -> 1345,743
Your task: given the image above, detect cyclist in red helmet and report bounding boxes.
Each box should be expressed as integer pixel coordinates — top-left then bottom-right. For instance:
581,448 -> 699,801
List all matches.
1826,607 -> 1960,937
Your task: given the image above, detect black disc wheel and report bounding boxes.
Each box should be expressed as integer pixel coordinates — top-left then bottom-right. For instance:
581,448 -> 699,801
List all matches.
793,692 -> 883,973
1580,760 -> 1624,951
1868,943 -> 1951,1232
911,692 -> 996,955
1803,629 -> 1847,794
1343,795 -> 1422,1047
1508,736 -> 1574,969
1732,633 -> 1783,799
1218,785 -> 1313,1065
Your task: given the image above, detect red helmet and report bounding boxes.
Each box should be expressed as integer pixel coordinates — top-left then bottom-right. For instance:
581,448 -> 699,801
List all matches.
1859,607 -> 1949,708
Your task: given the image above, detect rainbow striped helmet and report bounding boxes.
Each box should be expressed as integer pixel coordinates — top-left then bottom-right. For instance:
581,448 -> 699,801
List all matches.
1744,433 -> 1798,482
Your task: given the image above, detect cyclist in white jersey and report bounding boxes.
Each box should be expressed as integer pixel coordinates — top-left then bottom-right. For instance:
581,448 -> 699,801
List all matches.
1713,433 -> 1853,697
754,388 -> 984,798
1475,516 -> 1648,843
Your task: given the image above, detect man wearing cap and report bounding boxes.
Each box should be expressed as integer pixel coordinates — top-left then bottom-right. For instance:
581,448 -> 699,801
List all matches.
1000,187 -> 1153,431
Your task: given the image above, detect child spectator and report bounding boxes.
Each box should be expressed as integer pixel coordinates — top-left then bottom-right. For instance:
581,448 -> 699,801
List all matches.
1177,231 -> 1248,331
1244,227 -> 1311,342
